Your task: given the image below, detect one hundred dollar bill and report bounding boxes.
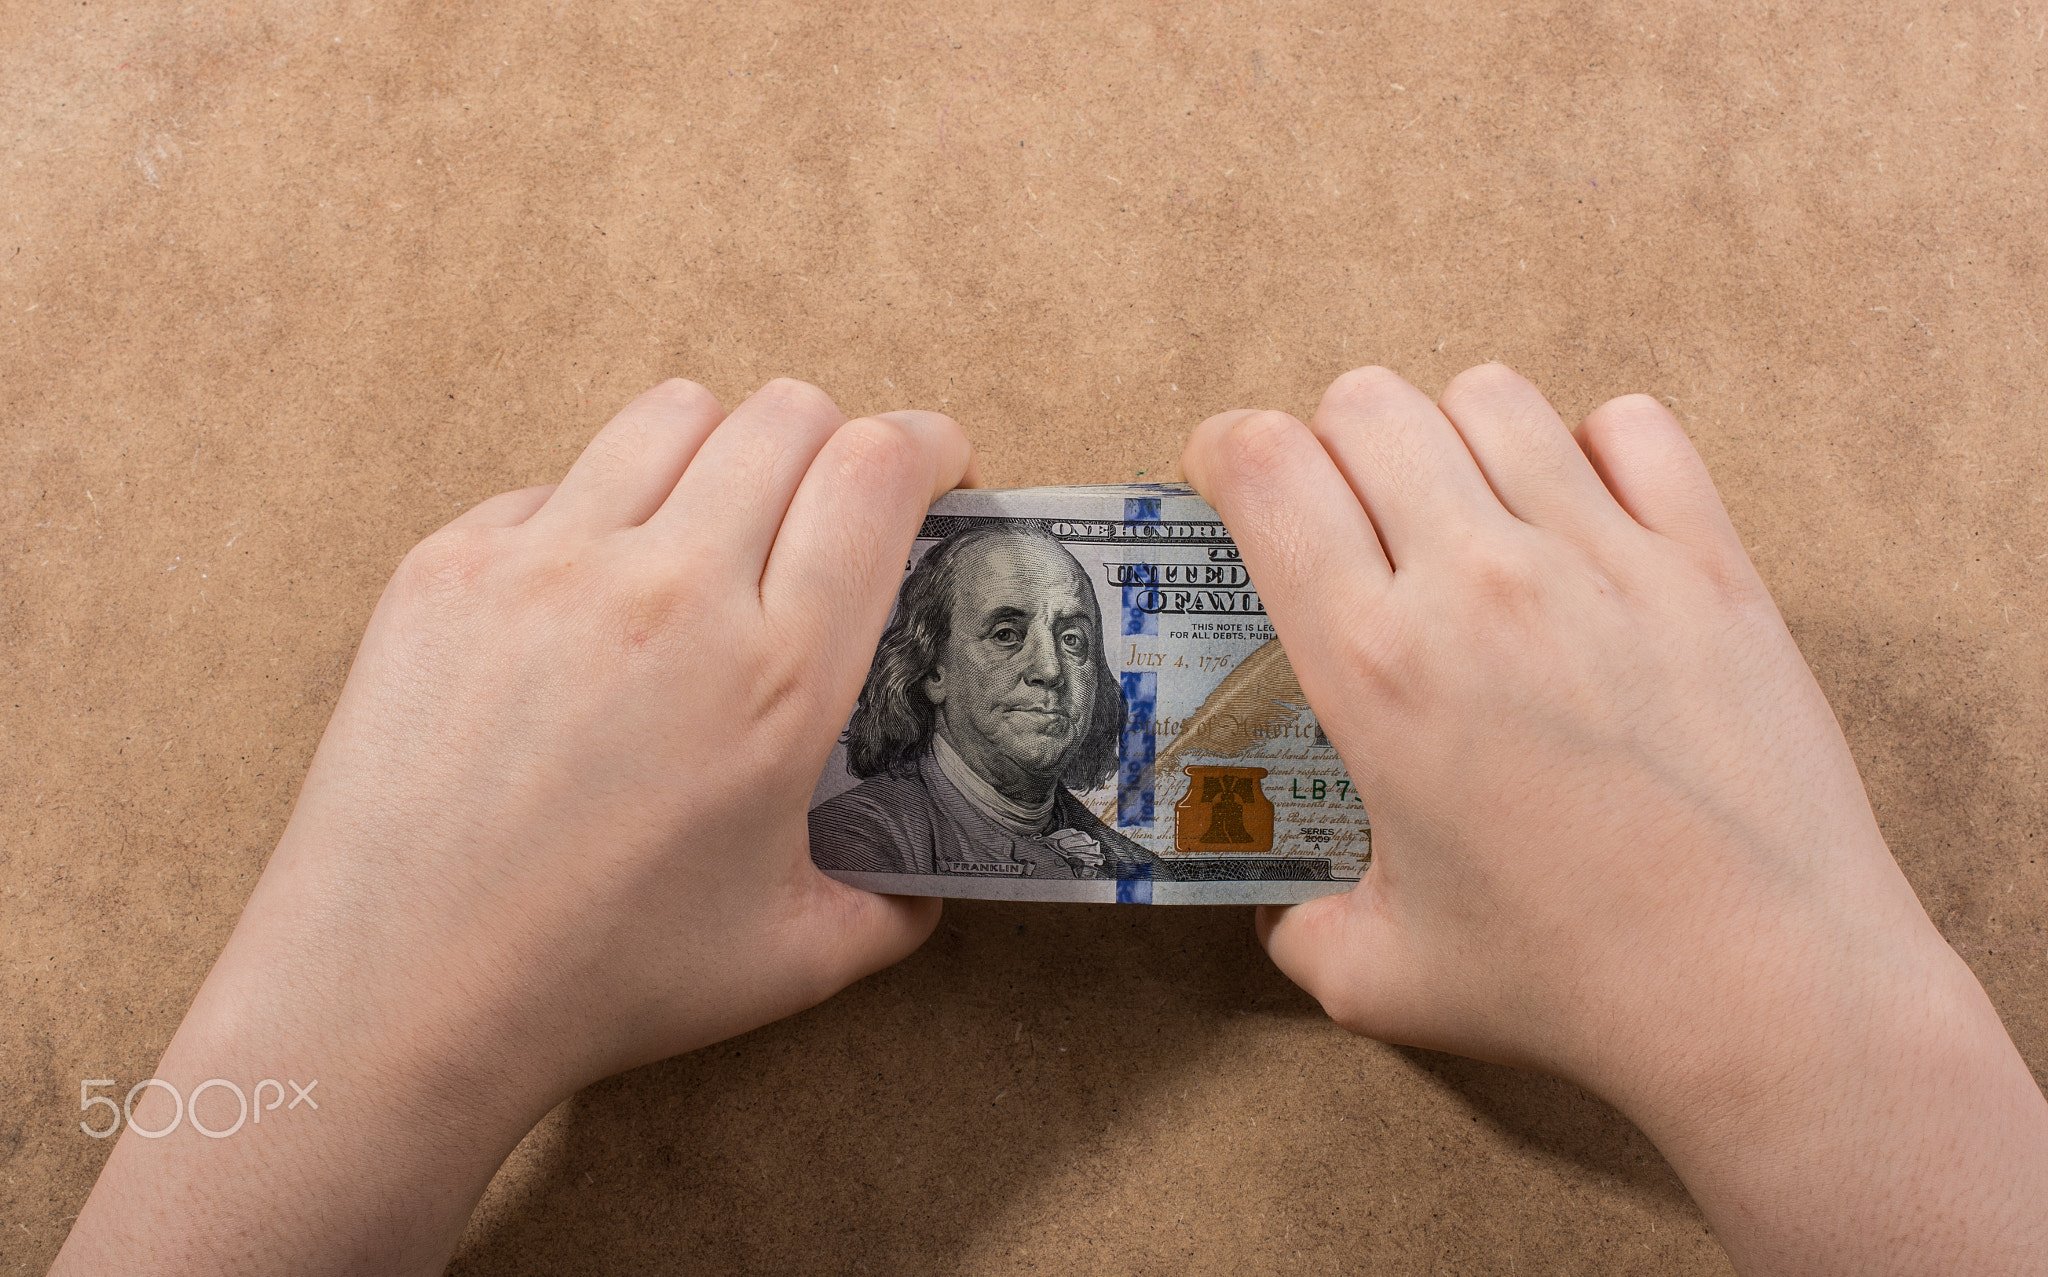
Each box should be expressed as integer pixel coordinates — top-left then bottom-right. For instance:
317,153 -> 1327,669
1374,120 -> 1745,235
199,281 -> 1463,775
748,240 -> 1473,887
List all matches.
808,483 -> 1369,904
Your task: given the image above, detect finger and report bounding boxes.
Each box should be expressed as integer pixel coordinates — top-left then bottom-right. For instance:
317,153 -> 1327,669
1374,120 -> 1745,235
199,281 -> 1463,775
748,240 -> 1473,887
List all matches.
761,411 -> 974,650
1181,410 -> 1391,655
443,484 -> 557,530
645,379 -> 848,574
1257,885 -> 1411,1041
1306,367 -> 1512,570
1574,395 -> 1749,561
533,379 -> 727,533
1436,364 -> 1637,536
800,876 -> 943,997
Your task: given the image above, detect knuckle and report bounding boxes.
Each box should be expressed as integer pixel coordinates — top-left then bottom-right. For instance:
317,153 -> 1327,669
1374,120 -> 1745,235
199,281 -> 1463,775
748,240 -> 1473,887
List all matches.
1327,364 -> 1410,403
1440,361 -> 1528,407
1690,542 -> 1770,611
759,377 -> 840,421
605,561 -> 707,656
1215,410 -> 1303,481
642,377 -> 720,416
1597,391 -> 1664,419
833,415 -> 921,478
578,422 -> 647,478
395,527 -> 496,606
883,408 -> 960,434
1456,537 -> 1550,619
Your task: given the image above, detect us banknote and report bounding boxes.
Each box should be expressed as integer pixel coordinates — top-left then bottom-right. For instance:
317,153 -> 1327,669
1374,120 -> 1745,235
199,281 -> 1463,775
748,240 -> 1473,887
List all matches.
808,483 -> 1369,904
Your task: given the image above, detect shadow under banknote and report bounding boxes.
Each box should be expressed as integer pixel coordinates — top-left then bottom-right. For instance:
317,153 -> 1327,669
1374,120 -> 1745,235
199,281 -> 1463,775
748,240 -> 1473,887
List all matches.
448,900 -> 1328,1275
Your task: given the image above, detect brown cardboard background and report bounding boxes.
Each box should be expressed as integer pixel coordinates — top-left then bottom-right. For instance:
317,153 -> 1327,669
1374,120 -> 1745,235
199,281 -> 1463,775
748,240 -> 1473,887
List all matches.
3,1 -> 2043,1272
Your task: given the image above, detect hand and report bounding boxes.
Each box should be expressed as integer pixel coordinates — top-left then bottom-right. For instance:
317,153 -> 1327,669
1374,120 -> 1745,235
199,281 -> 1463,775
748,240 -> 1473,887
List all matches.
55,379 -> 974,1275
1182,365 -> 2048,1275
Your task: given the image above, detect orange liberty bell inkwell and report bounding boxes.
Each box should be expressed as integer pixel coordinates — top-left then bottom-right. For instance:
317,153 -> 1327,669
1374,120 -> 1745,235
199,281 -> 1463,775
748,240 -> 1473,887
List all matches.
1174,766 -> 1276,853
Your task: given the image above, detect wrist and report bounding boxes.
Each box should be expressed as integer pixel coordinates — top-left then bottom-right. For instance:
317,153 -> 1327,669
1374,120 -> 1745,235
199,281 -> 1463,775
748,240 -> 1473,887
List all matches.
1590,919 -> 2048,1273
184,845 -> 574,1144
54,875 -> 566,1276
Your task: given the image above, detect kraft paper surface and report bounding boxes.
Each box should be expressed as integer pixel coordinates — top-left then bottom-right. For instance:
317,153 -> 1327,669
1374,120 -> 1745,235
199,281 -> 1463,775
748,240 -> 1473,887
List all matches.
4,3 -> 2043,1273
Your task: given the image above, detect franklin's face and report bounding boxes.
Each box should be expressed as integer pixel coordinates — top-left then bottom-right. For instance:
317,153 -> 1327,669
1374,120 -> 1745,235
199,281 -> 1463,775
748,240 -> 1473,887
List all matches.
925,534 -> 1101,798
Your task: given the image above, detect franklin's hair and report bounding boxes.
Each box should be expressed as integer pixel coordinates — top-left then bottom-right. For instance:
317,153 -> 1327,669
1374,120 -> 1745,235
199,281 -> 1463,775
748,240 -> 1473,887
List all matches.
843,523 -> 1125,789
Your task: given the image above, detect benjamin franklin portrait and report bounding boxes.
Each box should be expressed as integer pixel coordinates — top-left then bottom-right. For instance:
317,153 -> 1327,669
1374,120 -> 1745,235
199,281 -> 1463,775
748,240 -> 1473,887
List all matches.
809,523 -> 1165,881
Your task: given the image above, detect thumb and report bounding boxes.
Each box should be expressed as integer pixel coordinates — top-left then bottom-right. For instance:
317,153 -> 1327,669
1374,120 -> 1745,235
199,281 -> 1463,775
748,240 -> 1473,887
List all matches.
800,874 -> 944,998
1257,877 -> 1413,1041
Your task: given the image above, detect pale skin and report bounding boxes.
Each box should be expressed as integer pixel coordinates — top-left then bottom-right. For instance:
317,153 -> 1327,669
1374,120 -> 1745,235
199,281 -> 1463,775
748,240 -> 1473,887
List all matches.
54,367 -> 2048,1275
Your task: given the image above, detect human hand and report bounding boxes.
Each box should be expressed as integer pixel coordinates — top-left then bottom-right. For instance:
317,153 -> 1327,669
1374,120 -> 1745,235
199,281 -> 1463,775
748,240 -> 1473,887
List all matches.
1182,365 -> 2048,1274
55,379 -> 974,1275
